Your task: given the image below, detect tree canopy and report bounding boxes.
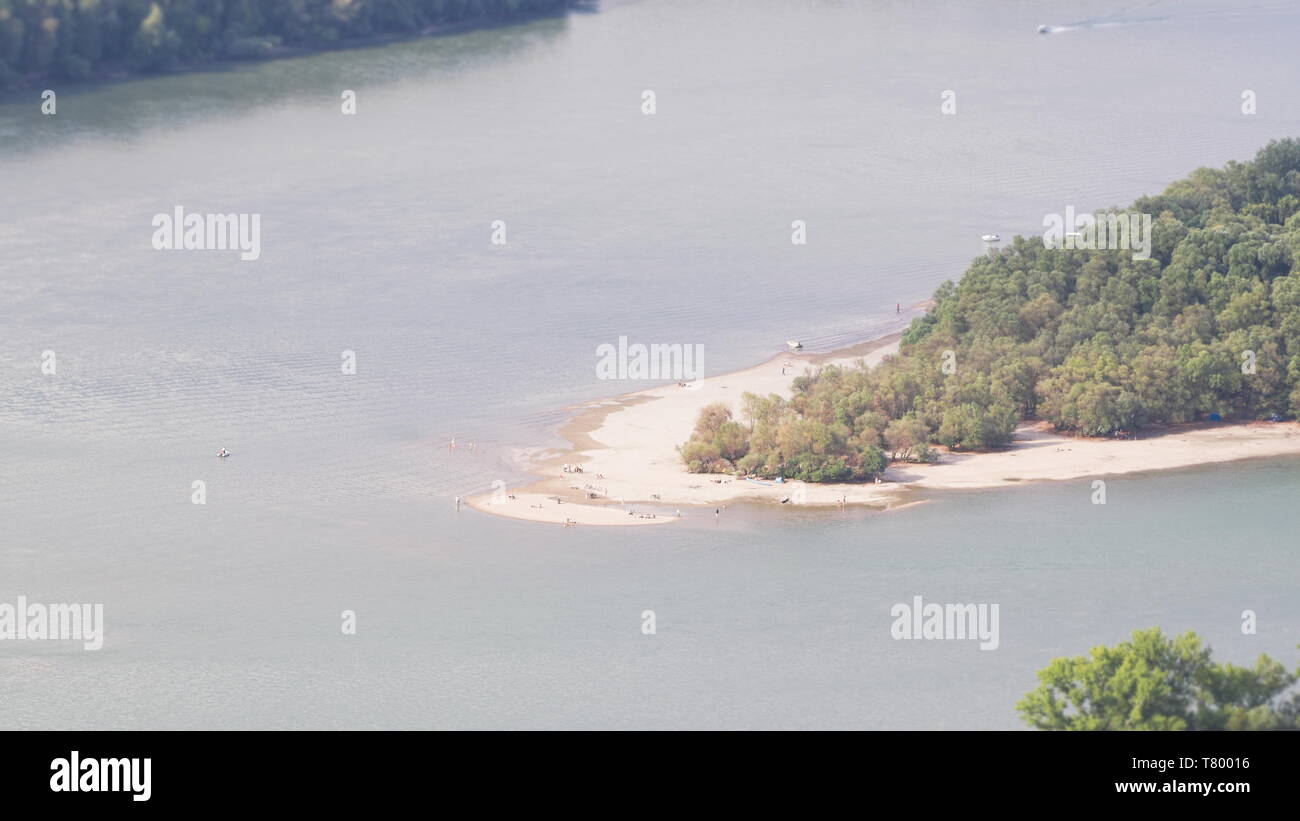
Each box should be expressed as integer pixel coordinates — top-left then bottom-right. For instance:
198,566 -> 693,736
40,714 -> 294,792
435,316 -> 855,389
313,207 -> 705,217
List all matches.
0,0 -> 575,87
1017,628 -> 1300,730
681,139 -> 1300,481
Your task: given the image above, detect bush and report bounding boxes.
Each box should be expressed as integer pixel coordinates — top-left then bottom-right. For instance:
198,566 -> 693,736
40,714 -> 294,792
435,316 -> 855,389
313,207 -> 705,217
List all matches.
679,403 -> 750,474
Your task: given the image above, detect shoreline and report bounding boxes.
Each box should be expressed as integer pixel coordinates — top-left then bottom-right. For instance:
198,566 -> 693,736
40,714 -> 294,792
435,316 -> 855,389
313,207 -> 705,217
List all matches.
467,330 -> 911,526
0,7 -> 578,99
468,319 -> 1300,527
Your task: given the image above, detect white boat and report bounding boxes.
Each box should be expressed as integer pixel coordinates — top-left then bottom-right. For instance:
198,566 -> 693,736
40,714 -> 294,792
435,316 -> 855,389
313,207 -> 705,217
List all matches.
1037,24 -> 1050,34
786,340 -> 802,349
981,234 -> 1000,242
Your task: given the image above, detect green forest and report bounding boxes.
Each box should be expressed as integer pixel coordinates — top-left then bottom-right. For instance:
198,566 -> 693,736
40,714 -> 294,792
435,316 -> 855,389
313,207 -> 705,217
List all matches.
0,0 -> 575,87
681,139 -> 1300,482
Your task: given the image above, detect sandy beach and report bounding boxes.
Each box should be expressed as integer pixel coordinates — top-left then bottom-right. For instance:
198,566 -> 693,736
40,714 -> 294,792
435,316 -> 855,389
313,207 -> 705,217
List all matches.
468,333 -> 1300,526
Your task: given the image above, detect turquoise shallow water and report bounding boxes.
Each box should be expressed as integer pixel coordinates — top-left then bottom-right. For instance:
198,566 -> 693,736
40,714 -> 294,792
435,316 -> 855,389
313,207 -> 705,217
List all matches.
1,0 -> 1298,728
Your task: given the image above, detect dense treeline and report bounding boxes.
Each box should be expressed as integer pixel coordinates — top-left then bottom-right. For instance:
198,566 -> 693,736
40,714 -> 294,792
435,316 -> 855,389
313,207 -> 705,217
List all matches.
682,139 -> 1300,482
0,0 -> 574,87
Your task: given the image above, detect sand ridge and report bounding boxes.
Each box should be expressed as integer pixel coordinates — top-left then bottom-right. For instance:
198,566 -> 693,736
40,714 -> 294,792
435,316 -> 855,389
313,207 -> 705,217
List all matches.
468,332 -> 1300,526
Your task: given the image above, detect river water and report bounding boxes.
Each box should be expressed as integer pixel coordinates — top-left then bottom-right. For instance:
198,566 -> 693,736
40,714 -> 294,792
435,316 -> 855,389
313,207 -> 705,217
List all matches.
1,0 -> 1298,728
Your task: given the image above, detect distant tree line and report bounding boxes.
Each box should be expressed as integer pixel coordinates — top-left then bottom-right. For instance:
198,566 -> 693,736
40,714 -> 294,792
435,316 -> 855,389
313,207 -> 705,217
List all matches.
0,0 -> 576,87
681,139 -> 1300,482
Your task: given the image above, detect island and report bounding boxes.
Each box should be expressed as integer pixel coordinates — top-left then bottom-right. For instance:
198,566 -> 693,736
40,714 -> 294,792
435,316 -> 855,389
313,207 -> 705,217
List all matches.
471,139 -> 1300,525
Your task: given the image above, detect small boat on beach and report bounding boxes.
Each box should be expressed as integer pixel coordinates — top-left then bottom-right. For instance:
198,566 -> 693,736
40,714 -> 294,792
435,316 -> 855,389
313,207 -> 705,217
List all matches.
786,340 -> 802,350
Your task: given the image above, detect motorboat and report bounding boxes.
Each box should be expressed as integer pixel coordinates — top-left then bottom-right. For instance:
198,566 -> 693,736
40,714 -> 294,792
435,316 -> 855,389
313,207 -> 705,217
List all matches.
786,340 -> 802,350
981,234 -> 1000,242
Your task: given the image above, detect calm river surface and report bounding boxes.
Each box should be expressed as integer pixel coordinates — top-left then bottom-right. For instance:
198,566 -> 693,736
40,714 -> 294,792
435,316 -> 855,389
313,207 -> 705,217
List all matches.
1,0 -> 1298,728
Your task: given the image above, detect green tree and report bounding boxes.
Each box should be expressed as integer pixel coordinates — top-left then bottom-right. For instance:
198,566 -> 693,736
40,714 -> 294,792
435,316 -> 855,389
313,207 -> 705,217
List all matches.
1017,628 -> 1299,730
678,403 -> 750,473
684,141 -> 1300,483
884,416 -> 929,460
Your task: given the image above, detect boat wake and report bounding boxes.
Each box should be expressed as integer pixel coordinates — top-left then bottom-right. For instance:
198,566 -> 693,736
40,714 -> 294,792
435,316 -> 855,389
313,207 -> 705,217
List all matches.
1037,19 -> 1161,34
1037,0 -> 1172,34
